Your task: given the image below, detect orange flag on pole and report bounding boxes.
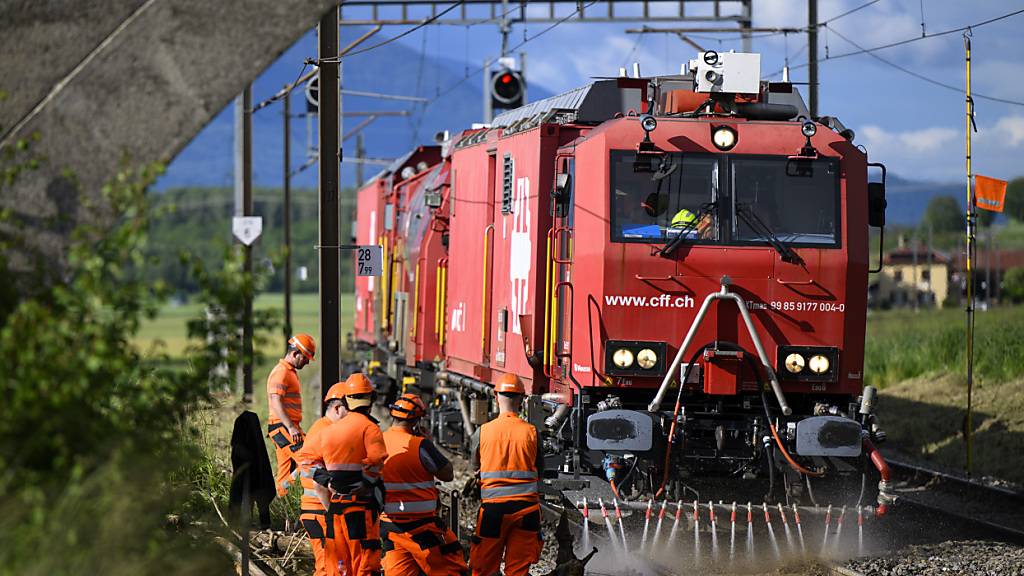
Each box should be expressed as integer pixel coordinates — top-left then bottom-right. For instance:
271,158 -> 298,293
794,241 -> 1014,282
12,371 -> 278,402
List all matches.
975,175 -> 1007,213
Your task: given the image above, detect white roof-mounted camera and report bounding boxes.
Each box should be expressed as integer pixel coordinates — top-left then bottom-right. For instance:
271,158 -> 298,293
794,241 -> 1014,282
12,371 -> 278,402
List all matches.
688,50 -> 761,95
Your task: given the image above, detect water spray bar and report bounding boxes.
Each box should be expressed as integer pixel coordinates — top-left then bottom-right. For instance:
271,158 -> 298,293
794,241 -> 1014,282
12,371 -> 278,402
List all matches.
574,499 -> 881,517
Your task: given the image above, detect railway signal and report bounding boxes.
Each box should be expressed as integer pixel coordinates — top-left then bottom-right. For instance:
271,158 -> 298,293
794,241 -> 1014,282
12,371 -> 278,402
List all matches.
490,67 -> 525,111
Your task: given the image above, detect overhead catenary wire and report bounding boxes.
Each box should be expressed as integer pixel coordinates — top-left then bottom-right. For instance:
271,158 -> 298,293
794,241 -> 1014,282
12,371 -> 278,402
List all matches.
770,7 -> 1024,74
319,1 -> 466,61
824,24 -> 1024,107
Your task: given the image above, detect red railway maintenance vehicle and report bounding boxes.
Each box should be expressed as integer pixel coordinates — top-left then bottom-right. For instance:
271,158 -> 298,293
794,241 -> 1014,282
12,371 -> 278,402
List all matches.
351,51 -> 893,511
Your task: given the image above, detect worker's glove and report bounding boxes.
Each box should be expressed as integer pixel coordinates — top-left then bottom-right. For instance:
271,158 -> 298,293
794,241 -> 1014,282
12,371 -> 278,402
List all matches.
287,425 -> 304,444
461,476 -> 480,500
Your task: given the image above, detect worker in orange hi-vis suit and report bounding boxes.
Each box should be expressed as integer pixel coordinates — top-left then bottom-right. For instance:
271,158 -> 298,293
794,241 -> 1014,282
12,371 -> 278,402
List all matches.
296,383 -> 349,576
267,333 -> 316,497
469,374 -> 544,576
381,393 -> 468,576
309,373 -> 389,576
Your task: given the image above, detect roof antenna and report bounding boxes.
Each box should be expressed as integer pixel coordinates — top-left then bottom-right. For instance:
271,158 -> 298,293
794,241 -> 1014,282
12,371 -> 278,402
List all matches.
619,66 -> 628,77
632,62 -> 641,78
782,66 -> 790,82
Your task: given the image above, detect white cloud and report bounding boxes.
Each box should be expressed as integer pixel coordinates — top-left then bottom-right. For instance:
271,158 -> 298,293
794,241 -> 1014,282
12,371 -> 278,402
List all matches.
859,116 -> 1024,181
988,116 -> 1024,147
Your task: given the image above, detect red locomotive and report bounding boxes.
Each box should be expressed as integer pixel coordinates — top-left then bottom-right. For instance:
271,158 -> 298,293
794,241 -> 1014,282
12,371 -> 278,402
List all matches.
352,51 -> 893,511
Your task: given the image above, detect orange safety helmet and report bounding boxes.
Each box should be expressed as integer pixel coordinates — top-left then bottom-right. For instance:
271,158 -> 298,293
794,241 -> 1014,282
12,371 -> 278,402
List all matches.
288,333 -> 317,360
495,373 -> 525,395
325,382 -> 346,402
389,393 -> 427,420
343,373 -> 374,409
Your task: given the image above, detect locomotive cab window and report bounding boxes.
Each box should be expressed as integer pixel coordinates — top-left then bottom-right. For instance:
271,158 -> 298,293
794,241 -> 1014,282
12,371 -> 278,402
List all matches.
731,157 -> 840,247
611,151 -> 719,243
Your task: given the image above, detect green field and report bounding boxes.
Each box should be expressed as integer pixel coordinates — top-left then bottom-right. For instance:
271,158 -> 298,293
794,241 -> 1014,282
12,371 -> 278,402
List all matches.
135,292 -> 347,358
865,305 -> 1024,483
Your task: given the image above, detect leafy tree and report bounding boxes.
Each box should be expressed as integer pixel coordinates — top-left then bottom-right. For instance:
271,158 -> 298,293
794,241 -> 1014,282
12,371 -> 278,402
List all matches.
1004,267 -> 1024,303
922,195 -> 964,233
1006,177 -> 1024,222
182,242 -> 280,392
0,165 -> 230,575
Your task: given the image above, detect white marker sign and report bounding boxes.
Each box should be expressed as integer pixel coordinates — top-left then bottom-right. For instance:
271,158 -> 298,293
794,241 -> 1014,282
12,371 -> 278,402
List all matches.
232,216 -> 263,246
355,245 -> 383,277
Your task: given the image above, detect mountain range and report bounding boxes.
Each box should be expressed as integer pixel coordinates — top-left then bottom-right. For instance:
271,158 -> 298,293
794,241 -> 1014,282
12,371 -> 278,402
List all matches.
156,29 -> 968,226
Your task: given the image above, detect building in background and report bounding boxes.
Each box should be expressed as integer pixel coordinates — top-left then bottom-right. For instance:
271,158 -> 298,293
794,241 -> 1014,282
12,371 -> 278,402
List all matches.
870,247 -> 951,309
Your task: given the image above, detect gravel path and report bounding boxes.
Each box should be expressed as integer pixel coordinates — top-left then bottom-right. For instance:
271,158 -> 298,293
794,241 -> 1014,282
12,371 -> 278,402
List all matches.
844,541 -> 1024,576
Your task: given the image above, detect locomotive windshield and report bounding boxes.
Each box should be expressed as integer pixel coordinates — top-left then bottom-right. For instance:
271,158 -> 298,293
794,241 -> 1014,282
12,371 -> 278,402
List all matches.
611,152 -> 840,247
731,157 -> 839,246
610,152 -> 719,242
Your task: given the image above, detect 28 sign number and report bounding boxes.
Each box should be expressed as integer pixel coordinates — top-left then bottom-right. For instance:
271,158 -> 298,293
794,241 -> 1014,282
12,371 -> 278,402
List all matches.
355,245 -> 382,277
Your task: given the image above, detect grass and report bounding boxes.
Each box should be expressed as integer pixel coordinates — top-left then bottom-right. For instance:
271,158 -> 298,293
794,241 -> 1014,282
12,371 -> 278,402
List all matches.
135,292 -> 336,358
865,305 -> 1024,389
866,305 -> 1024,484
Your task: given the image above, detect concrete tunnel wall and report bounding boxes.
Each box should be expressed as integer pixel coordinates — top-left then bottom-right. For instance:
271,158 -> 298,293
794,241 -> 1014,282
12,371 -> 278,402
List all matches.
0,0 -> 338,278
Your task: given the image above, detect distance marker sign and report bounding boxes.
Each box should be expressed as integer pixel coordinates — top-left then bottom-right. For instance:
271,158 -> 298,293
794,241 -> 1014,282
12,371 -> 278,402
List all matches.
355,245 -> 383,277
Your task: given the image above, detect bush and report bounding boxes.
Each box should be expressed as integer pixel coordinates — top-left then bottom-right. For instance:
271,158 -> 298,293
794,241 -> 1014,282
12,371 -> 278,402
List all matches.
1004,267 -> 1024,303
0,166 -> 231,575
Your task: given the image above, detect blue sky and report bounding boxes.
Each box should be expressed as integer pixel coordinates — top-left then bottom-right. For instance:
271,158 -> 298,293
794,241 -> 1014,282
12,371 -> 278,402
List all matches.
336,0 -> 1024,183
163,1 -> 1024,190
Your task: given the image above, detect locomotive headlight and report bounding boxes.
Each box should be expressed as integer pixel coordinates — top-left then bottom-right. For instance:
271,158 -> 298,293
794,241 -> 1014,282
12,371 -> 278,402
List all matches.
612,348 -> 635,369
808,354 -> 831,374
801,121 -> 817,137
636,348 -> 658,370
784,353 -> 806,374
640,114 -> 658,133
712,125 -> 737,151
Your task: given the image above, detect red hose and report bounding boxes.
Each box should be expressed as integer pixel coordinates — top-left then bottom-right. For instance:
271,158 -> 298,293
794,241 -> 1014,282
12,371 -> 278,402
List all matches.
863,438 -> 891,517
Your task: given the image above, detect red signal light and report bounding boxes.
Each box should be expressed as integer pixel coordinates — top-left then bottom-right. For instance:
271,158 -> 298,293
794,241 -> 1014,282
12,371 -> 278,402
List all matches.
501,74 -> 512,84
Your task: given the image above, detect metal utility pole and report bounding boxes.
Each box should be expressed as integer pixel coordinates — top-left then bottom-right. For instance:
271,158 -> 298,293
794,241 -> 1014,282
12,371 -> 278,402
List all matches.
520,51 -> 528,105
808,0 -> 818,118
319,7 -> 341,408
356,132 -> 365,187
235,85 -> 254,403
963,33 -> 976,476
483,57 -> 493,123
283,88 -> 293,352
500,0 -> 511,57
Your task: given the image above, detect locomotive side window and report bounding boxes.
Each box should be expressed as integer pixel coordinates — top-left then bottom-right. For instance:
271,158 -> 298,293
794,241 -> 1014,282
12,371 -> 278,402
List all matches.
610,151 -> 719,243
730,157 -> 840,247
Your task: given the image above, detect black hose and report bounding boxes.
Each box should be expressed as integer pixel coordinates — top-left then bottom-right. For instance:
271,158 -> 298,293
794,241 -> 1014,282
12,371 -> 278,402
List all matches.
765,441 -> 777,502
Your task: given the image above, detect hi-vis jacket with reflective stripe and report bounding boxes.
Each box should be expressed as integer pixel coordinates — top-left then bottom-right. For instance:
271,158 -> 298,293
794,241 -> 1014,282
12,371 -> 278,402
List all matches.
381,428 -> 437,520
478,413 -> 539,503
267,359 -> 303,425
309,411 -> 388,498
297,416 -> 332,511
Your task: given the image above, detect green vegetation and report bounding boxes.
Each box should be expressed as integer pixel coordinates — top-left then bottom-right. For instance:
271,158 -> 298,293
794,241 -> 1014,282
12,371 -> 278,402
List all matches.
0,165 -> 233,574
1006,177 -> 1024,222
866,306 -> 1024,483
147,187 -> 356,294
865,305 -> 1024,388
1004,268 -> 1024,303
922,195 -> 964,233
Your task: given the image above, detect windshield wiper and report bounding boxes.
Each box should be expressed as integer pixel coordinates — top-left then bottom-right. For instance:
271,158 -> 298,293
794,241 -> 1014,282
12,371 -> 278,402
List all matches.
658,201 -> 716,258
735,203 -> 803,265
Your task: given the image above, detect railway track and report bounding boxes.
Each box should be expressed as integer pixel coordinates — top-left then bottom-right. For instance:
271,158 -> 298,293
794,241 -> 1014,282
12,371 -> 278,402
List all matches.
885,457 -> 1024,542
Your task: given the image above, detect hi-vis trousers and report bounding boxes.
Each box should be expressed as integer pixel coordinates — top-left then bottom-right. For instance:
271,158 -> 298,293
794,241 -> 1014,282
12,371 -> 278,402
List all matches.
469,500 -> 542,576
301,509 -> 339,576
330,502 -> 382,576
268,423 -> 302,498
381,516 -> 467,576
